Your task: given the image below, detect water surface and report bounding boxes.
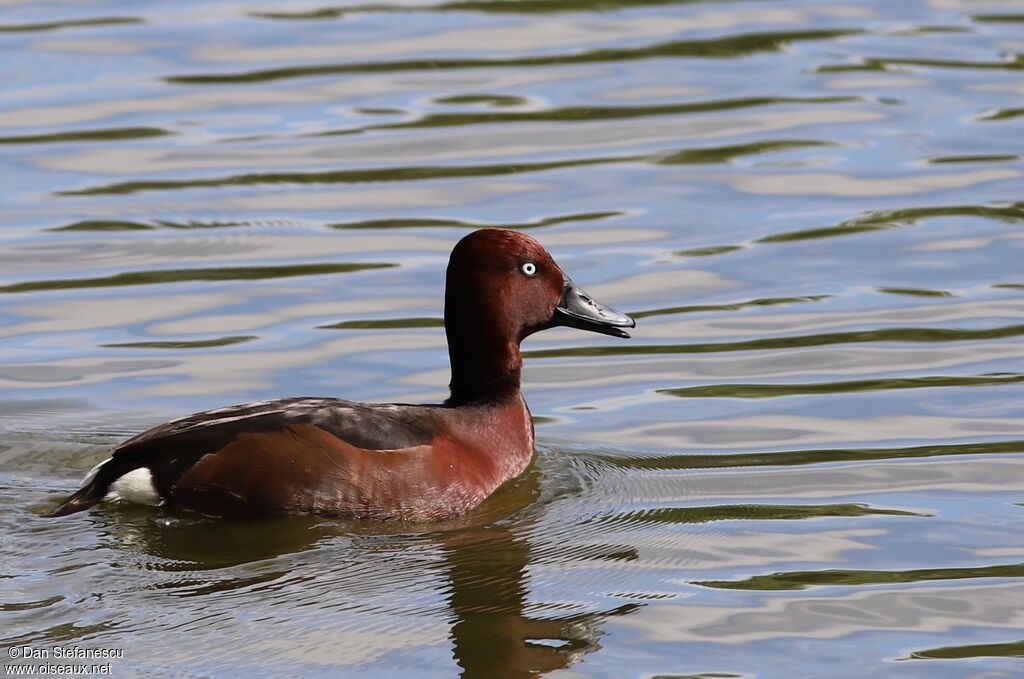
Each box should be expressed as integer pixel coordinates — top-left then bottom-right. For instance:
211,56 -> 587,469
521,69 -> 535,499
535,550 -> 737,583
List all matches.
2,0 -> 1023,676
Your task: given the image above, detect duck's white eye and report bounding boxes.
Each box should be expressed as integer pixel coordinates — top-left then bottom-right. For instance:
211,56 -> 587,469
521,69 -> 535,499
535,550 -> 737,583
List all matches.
521,262 -> 537,277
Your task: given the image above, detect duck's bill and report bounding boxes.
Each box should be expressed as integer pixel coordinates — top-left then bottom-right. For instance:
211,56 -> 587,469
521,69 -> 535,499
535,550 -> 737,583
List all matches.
552,278 -> 635,339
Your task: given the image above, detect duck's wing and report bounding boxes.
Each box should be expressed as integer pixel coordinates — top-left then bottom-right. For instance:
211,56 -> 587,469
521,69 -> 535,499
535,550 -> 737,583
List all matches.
46,397 -> 437,517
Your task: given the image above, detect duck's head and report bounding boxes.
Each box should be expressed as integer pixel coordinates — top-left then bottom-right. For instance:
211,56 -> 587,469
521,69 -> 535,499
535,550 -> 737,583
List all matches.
445,229 -> 634,346
443,229 -> 633,401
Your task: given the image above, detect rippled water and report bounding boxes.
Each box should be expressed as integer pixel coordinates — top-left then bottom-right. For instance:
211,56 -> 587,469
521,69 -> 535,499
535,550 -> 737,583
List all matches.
2,0 -> 1023,676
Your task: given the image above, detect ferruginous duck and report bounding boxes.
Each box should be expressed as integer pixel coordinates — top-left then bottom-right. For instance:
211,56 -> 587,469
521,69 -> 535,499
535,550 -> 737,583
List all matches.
47,228 -> 634,520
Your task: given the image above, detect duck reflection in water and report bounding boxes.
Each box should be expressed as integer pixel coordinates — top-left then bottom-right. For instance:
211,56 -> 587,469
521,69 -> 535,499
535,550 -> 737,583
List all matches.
443,523 -> 640,677
96,466 -> 638,676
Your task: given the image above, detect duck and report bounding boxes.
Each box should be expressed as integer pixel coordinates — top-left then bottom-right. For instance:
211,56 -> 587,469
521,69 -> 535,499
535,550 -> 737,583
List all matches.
46,228 -> 634,520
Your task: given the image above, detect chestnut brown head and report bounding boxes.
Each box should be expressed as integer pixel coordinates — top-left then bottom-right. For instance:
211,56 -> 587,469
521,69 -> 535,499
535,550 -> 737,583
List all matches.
444,229 -> 633,401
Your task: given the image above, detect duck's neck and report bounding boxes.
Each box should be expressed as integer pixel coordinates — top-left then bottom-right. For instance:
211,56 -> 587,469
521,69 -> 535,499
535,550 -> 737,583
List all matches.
445,332 -> 523,406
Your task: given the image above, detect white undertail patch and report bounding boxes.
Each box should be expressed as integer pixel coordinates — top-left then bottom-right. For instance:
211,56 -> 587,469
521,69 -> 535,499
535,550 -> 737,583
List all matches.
105,467 -> 162,506
81,457 -> 110,487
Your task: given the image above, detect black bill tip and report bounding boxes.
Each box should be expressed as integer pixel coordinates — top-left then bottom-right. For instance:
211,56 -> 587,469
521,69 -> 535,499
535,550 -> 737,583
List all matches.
552,279 -> 635,339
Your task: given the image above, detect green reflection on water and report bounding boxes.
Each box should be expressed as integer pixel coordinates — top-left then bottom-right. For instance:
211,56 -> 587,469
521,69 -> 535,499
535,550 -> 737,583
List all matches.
876,287 -> 954,298
928,154 -> 1020,164
758,202 -> 1024,243
0,263 -> 394,293
602,502 -> 920,525
658,139 -> 833,164
698,563 -> 1024,591
433,94 -> 526,106
758,222 -> 886,242
908,640 -> 1024,660
101,336 -> 257,349
0,127 -> 169,145
325,101 -> 853,135
977,108 -> 1024,122
817,54 -> 1024,73
58,138 -> 841,197
524,324 -> 1024,358
2,621 -> 120,649
597,439 -> 1024,471
49,219 -> 255,232
59,156 -> 614,196
165,29 -> 860,84
254,0 -> 709,19
971,14 -> 1024,23
0,17 -> 141,33
48,220 -> 154,232
320,318 -> 443,330
855,203 -> 1024,227
0,595 -> 64,613
630,295 -> 829,319
674,245 -> 745,257
329,210 -> 620,231
657,374 -> 1024,399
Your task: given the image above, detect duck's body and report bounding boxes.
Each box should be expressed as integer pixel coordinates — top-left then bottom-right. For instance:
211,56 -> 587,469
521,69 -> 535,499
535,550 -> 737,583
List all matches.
58,394 -> 533,520
47,229 -> 632,520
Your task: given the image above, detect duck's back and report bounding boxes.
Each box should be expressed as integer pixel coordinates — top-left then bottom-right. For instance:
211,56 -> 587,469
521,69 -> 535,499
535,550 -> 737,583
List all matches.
121,397 -> 436,454
47,397 -> 497,520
